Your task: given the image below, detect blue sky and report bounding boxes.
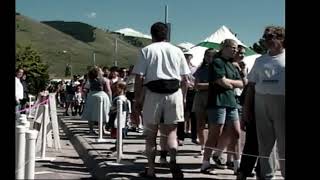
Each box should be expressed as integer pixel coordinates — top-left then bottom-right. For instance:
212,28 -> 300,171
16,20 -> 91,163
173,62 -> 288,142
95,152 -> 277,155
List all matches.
16,0 -> 285,46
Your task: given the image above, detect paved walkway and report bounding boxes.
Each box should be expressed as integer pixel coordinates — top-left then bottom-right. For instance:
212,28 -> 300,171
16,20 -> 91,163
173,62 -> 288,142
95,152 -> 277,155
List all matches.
34,124 -> 92,179
56,108 -> 283,180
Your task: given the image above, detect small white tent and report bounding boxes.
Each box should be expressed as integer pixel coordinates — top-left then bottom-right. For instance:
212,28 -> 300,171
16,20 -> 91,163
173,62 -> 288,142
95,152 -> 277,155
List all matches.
187,25 -> 260,73
177,42 -> 195,51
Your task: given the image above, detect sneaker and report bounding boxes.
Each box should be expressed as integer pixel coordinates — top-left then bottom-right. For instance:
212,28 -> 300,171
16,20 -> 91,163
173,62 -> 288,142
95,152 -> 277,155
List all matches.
128,127 -> 136,132
88,130 -> 97,135
199,149 -> 204,155
200,161 -> 211,174
226,161 -> 234,169
137,127 -> 144,133
191,139 -> 200,145
169,162 -> 184,179
178,140 -> 184,146
233,160 -> 240,174
236,171 -> 255,180
212,155 -> 227,169
159,157 -> 168,166
236,172 -> 246,180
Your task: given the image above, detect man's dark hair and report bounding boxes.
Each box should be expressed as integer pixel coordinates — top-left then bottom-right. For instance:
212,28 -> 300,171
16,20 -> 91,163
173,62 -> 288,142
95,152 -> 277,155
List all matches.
16,67 -> 24,73
88,67 -> 99,80
102,66 -> 109,71
110,66 -> 119,72
151,22 -> 168,42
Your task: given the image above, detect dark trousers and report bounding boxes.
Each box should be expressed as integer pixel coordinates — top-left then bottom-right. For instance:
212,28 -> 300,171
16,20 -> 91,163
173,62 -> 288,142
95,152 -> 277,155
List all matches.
239,119 -> 261,177
190,112 -> 197,140
177,112 -> 197,140
74,104 -> 82,114
177,122 -> 185,141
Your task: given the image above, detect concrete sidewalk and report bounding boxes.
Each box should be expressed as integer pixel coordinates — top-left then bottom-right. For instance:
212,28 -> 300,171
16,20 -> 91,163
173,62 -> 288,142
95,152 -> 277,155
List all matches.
34,123 -> 92,179
58,108 -> 283,180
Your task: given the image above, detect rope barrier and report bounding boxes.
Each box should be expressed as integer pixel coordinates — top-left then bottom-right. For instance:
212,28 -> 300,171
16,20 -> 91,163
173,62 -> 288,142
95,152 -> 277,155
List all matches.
16,99 -> 49,113
142,126 -> 285,161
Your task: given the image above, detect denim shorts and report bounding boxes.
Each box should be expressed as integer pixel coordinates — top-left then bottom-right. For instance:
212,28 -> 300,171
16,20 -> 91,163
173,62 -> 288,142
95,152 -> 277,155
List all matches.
207,106 -> 239,125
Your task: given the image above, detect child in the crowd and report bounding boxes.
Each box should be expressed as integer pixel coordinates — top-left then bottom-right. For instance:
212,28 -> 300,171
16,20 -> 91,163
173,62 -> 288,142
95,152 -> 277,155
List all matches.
73,85 -> 84,116
108,80 -> 131,147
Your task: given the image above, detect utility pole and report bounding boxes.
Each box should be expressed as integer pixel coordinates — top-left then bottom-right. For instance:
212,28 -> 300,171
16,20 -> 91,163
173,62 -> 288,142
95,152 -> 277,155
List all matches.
93,52 -> 96,66
114,38 -> 118,67
165,5 -> 171,42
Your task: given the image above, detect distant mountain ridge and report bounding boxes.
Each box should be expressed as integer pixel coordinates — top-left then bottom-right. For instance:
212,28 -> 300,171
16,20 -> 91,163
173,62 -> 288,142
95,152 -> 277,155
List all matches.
15,14 -> 152,78
42,21 -> 97,42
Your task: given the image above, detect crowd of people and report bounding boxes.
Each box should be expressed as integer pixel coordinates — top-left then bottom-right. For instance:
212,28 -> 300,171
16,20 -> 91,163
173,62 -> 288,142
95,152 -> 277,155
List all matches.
15,22 -> 285,180
131,22 -> 285,180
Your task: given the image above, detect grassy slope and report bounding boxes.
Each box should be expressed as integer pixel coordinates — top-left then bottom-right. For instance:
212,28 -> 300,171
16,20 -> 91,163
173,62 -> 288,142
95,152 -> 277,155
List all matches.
16,14 -> 151,78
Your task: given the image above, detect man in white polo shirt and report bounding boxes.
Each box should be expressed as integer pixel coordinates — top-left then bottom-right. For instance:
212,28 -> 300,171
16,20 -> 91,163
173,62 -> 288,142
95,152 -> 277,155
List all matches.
133,22 -> 190,179
245,26 -> 285,180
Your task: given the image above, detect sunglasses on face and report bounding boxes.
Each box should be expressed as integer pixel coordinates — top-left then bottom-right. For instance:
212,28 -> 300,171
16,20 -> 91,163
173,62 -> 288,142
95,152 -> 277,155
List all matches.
225,45 -> 238,50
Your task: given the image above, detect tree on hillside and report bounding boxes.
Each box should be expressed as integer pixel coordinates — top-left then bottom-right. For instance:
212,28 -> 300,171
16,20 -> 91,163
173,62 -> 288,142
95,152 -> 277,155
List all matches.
16,44 -> 50,95
65,64 -> 72,77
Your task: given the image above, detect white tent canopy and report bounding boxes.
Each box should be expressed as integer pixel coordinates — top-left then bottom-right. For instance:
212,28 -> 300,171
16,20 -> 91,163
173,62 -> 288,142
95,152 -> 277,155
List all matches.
176,42 -> 195,51
186,25 -> 260,73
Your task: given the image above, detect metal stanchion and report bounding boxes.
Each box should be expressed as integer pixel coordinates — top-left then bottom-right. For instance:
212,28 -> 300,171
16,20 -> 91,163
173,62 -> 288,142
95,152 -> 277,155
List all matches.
25,130 -> 38,179
116,99 -> 123,163
97,96 -> 107,142
16,125 -> 26,179
36,104 -> 55,161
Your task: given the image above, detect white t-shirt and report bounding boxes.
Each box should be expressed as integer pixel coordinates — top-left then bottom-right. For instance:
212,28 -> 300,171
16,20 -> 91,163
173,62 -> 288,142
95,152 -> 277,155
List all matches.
74,92 -> 83,104
132,42 -> 191,84
248,50 -> 285,95
15,77 -> 24,100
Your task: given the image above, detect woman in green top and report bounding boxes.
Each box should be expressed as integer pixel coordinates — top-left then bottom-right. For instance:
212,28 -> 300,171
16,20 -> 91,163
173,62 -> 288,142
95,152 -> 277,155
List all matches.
200,39 -> 246,173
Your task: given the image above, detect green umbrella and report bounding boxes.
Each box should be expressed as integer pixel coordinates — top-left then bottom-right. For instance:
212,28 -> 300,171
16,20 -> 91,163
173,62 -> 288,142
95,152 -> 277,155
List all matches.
195,41 -> 257,56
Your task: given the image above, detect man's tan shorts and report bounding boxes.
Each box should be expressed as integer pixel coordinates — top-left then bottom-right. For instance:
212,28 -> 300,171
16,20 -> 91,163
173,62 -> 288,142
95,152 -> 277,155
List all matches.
142,88 -> 184,125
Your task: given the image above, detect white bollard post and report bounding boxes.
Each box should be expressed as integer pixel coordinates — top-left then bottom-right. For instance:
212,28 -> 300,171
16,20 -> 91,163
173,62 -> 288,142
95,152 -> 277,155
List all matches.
25,130 -> 38,179
116,99 -> 123,163
16,125 -> 26,180
36,104 -> 55,162
19,114 -> 30,130
97,97 -> 107,142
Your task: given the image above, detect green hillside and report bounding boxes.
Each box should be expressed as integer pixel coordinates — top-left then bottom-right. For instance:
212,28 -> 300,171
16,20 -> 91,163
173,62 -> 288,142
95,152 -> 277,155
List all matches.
42,21 -> 96,43
16,14 -> 152,78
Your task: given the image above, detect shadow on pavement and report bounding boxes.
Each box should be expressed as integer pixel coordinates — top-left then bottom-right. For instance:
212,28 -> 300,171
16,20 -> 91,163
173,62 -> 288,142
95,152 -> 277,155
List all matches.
42,161 -> 89,173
